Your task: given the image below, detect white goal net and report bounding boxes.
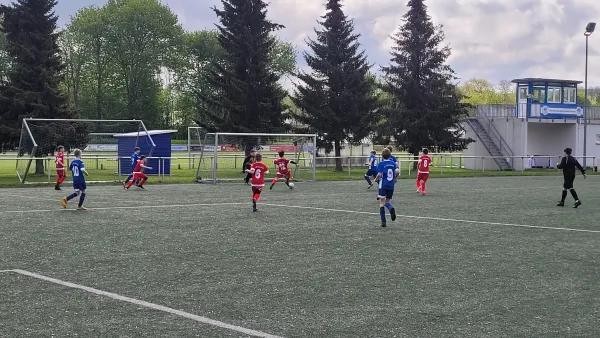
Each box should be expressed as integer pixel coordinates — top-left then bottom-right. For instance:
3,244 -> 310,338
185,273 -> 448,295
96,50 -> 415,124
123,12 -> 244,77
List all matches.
190,132 -> 317,183
16,118 -> 154,183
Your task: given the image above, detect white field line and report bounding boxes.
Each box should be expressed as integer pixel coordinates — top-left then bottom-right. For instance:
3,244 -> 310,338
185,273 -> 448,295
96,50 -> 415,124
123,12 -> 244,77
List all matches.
1,269 -> 283,338
260,203 -> 600,234
0,202 -> 245,214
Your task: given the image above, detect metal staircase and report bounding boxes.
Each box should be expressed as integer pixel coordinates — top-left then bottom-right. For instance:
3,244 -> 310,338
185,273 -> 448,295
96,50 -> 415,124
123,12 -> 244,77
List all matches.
466,111 -> 514,170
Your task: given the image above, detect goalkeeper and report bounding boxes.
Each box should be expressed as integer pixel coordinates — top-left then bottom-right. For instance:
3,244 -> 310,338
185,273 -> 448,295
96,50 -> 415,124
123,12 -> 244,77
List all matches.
242,149 -> 256,185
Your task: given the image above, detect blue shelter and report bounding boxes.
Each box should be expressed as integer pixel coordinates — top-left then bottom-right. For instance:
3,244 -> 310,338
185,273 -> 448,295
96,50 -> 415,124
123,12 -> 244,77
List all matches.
512,78 -> 583,119
115,130 -> 176,175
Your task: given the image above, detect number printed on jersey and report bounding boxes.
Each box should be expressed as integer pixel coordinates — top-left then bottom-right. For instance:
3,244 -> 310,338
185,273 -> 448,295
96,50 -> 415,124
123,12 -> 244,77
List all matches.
422,159 -> 429,167
72,166 -> 80,176
254,169 -> 261,178
386,168 -> 394,181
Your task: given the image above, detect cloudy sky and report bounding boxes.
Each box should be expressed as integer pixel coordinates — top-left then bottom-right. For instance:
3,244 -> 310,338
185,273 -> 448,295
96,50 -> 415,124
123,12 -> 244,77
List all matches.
4,0 -> 600,87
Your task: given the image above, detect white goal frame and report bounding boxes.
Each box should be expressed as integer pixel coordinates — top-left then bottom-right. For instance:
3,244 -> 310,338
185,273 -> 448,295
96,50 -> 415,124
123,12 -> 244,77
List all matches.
194,132 -> 318,184
16,118 -> 154,183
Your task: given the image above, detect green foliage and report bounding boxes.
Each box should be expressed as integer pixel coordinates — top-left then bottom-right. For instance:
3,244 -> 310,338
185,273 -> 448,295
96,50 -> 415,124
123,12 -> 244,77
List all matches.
198,0 -> 287,143
0,0 -> 74,156
291,0 -> 378,170
379,0 -> 472,159
458,78 -> 516,105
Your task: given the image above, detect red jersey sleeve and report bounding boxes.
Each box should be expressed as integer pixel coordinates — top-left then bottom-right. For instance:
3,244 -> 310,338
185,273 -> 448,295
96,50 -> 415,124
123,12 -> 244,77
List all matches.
418,156 -> 431,173
133,160 -> 144,172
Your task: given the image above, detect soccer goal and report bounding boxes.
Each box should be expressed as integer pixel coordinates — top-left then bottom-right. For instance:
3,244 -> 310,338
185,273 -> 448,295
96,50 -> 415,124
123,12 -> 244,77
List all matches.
193,132 -> 317,183
16,118 -> 154,184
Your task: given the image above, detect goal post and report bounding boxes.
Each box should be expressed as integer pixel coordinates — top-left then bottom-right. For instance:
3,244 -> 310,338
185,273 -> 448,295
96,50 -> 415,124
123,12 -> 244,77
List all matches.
16,118 -> 155,184
194,132 -> 317,184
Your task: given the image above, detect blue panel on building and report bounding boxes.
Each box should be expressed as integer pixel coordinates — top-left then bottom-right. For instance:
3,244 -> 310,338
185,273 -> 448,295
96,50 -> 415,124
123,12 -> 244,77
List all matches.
115,130 -> 176,175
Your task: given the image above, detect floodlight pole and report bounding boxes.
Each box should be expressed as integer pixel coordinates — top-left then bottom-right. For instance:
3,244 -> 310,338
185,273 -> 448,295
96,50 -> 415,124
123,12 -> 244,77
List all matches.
584,33 -> 589,168
583,23 -> 595,168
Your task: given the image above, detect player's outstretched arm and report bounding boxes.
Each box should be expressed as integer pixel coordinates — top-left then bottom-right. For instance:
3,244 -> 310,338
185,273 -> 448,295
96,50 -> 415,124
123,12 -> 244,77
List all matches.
557,156 -> 566,169
575,160 -> 586,176
245,168 -> 255,174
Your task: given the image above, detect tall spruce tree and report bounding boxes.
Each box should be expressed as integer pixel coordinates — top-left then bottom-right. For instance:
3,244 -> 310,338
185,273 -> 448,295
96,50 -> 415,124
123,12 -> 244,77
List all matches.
292,0 -> 377,171
0,0 -> 74,173
380,0 -> 472,167
199,0 -> 286,152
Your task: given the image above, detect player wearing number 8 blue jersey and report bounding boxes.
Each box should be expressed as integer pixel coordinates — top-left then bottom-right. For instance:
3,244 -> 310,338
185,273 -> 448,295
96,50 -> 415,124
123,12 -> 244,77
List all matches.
375,148 -> 397,227
61,149 -> 88,210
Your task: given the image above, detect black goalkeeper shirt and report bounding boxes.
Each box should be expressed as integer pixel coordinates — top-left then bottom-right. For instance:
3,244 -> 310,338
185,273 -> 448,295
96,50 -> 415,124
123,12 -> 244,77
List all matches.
557,155 -> 585,176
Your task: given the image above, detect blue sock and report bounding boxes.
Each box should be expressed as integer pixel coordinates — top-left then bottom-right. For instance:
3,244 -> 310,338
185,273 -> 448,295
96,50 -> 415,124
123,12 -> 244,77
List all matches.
380,207 -> 386,223
66,192 -> 78,201
78,193 -> 86,207
124,174 -> 133,184
364,175 -> 371,185
385,202 -> 393,211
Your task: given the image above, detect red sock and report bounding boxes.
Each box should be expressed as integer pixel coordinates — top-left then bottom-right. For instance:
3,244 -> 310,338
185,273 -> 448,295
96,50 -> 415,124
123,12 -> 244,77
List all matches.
271,179 -> 277,185
57,176 -> 64,184
253,193 -> 260,201
139,177 -> 148,186
126,180 -> 134,189
421,182 -> 426,192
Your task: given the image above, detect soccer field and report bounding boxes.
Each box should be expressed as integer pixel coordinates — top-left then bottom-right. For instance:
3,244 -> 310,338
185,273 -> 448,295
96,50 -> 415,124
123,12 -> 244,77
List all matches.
1,176 -> 599,337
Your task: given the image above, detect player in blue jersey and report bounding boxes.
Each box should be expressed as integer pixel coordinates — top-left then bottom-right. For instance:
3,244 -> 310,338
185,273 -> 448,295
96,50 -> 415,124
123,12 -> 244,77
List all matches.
123,147 -> 141,187
375,148 -> 397,227
61,149 -> 88,211
364,150 -> 378,189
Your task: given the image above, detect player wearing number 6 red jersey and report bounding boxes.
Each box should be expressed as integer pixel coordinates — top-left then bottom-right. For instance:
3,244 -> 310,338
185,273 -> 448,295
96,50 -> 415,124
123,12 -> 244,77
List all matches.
246,153 -> 269,212
416,148 -> 432,195
270,151 -> 297,190
125,156 -> 152,190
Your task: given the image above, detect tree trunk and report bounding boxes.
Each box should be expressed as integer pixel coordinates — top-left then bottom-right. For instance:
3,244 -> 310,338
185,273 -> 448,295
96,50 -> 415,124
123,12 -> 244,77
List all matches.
412,150 -> 419,171
34,159 -> 45,175
334,139 -> 343,171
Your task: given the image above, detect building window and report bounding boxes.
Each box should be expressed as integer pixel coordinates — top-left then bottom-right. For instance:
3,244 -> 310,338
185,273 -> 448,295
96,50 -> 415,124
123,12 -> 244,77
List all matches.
518,87 -> 528,101
564,87 -> 576,104
531,87 -> 545,103
547,87 -> 561,103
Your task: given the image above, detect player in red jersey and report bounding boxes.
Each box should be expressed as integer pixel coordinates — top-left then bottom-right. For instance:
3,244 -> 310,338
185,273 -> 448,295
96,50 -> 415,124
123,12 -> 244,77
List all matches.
245,153 -> 269,211
270,150 -> 297,190
125,156 -> 152,190
416,148 -> 432,195
54,145 -> 66,190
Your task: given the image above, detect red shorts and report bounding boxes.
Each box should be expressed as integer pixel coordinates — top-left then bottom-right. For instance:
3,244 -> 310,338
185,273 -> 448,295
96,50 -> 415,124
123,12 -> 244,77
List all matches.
133,172 -> 147,180
276,170 -> 291,180
417,173 -> 429,182
57,169 -> 66,178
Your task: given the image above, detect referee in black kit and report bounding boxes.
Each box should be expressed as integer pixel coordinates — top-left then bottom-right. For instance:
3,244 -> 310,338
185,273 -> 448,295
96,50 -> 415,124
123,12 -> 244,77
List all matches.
556,148 -> 586,208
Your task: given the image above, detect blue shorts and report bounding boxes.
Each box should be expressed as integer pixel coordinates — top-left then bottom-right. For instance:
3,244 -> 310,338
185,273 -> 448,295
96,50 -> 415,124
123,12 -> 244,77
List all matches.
378,188 -> 393,199
73,183 -> 86,191
365,169 -> 377,177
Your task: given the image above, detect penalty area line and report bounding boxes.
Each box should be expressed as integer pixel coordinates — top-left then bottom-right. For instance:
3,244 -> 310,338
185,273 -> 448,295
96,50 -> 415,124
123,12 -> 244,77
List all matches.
4,269 -> 283,338
0,202 -> 246,214
260,203 -> 600,234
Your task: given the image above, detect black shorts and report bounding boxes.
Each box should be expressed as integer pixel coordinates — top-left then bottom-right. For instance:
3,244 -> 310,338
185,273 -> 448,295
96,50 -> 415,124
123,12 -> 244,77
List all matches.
563,175 -> 575,189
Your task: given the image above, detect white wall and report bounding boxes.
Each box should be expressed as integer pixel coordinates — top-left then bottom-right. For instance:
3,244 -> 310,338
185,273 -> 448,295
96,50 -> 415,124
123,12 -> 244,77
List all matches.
462,122 -> 501,170
575,122 -> 600,168
527,123 -> 576,168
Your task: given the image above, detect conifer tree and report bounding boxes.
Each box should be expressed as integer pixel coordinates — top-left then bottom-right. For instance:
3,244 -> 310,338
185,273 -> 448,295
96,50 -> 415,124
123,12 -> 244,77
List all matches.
380,0 -> 472,167
0,0 -> 74,172
199,0 -> 286,152
292,0 -> 377,171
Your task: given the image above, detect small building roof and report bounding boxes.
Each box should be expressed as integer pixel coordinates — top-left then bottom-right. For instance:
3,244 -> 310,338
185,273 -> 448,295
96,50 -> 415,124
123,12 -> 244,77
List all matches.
511,78 -> 582,85
113,129 -> 177,137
